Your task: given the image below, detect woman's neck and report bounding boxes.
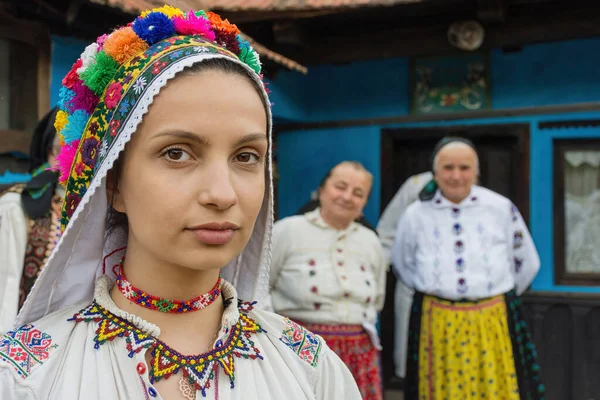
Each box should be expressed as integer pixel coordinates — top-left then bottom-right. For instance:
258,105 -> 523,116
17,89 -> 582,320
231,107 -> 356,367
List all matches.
109,244 -> 224,354
319,208 -> 352,231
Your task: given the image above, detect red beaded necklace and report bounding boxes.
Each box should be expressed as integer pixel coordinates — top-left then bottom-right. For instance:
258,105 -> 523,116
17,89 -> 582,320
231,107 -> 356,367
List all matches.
115,261 -> 223,314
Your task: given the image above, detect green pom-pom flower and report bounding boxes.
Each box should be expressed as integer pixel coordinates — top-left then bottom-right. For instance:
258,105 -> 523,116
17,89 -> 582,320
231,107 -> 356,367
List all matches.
237,37 -> 261,74
79,51 -> 119,96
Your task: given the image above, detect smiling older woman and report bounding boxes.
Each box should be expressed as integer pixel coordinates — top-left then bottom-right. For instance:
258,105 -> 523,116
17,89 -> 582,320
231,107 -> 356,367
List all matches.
270,161 -> 388,400
393,137 -> 545,400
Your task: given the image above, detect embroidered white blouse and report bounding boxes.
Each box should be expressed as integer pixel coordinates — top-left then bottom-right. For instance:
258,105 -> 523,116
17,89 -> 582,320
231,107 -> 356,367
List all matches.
392,186 -> 540,300
270,209 -> 387,349
0,191 -> 28,333
0,277 -> 361,400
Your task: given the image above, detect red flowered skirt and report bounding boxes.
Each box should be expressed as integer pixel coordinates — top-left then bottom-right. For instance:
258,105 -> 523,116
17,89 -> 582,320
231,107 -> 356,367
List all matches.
298,322 -> 383,400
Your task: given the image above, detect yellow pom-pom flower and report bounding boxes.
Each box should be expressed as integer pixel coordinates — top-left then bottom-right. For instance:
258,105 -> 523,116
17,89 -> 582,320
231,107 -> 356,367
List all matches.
141,5 -> 184,18
54,110 -> 69,134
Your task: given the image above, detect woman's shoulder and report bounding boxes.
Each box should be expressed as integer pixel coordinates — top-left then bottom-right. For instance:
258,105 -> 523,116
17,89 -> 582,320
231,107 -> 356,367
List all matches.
273,214 -> 309,230
0,187 -> 24,212
0,302 -> 89,387
353,223 -> 380,243
244,303 -> 331,377
244,304 -> 361,397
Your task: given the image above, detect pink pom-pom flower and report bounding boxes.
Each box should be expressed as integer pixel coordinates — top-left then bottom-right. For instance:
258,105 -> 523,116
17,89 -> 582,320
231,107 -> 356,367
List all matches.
173,11 -> 215,41
53,139 -> 80,183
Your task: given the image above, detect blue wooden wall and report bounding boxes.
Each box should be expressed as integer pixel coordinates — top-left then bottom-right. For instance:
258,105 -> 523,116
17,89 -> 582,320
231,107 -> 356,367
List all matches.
271,37 -> 600,293
50,36 -> 87,107
46,35 -> 600,292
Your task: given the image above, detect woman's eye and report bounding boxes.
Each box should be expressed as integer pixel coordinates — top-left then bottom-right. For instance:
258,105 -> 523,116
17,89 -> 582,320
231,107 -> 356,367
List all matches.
163,148 -> 190,162
236,152 -> 259,163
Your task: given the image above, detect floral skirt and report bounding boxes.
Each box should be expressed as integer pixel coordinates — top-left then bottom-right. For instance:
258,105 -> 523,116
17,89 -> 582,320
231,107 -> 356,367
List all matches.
298,322 -> 382,400
405,291 -> 545,400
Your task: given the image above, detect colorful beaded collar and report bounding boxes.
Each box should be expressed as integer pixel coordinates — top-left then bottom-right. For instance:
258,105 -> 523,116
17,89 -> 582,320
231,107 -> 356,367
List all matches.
69,292 -> 263,397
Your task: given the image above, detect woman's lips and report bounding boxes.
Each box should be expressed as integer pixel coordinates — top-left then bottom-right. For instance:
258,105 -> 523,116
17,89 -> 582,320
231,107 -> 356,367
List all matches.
187,222 -> 239,245
191,229 -> 236,245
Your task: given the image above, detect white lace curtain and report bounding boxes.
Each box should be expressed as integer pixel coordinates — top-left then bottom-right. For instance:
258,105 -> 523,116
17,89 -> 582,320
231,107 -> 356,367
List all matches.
564,151 -> 600,273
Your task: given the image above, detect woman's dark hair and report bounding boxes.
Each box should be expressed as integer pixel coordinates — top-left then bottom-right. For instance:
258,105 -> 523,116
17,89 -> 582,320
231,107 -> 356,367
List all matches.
106,57 -> 269,234
29,107 -> 60,172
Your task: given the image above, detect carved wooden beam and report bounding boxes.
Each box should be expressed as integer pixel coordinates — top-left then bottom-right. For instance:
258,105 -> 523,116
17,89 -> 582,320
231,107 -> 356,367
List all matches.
476,0 -> 506,24
290,4 -> 600,64
66,0 -> 83,25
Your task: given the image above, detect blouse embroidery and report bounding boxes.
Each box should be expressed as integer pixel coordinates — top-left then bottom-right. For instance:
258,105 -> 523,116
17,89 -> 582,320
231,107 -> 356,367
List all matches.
0,324 -> 58,379
69,299 -> 264,397
279,318 -> 322,368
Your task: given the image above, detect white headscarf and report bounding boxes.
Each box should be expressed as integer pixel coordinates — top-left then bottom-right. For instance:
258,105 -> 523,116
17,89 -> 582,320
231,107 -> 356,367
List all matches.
16,52 -> 274,326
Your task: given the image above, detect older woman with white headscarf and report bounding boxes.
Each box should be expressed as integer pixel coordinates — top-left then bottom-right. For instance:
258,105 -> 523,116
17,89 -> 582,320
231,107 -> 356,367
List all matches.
393,137 -> 545,400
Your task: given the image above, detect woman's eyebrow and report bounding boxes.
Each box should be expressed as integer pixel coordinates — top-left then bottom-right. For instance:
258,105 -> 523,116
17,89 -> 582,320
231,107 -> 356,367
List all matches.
152,130 -> 210,145
234,133 -> 267,147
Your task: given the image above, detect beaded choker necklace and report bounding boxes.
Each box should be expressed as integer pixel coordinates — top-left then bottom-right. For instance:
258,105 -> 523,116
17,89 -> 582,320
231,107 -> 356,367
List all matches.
116,265 -> 223,314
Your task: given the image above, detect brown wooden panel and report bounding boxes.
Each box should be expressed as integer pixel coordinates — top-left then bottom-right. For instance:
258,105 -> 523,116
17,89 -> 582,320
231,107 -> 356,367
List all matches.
0,12 -> 51,153
582,308 -> 600,398
541,305 -> 572,400
10,41 -> 39,132
0,129 -> 32,154
521,293 -> 600,400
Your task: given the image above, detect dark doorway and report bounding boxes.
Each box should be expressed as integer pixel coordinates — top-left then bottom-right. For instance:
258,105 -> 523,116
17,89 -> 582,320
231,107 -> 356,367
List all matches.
379,123 -> 530,390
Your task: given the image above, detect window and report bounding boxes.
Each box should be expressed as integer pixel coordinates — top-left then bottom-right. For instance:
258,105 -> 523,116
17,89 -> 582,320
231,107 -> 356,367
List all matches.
0,14 -> 50,156
554,139 -> 600,285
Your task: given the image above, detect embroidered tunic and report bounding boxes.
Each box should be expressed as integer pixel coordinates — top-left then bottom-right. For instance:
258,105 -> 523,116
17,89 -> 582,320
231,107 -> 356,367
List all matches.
0,277 -> 360,399
393,186 -> 540,300
270,208 -> 387,349
0,189 -> 62,332
0,191 -> 28,332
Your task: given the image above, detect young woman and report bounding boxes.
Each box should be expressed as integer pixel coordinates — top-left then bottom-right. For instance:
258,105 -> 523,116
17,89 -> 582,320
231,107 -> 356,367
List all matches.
0,6 -> 361,399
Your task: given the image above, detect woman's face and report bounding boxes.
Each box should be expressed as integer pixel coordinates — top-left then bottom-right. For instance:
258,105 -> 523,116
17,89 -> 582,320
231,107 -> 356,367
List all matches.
434,144 -> 478,204
318,164 -> 371,227
112,68 -> 268,271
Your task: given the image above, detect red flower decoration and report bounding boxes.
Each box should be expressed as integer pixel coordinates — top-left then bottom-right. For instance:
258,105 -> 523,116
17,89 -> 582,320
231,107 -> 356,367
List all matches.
105,82 -> 123,110
109,119 -> 121,136
152,60 -> 167,75
74,162 -> 85,175
62,59 -> 83,89
66,193 -> 81,218
441,94 -> 458,107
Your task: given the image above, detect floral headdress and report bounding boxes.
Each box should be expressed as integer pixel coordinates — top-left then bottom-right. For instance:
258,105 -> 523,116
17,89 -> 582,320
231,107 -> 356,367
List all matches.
17,5 -> 273,326
53,5 -> 264,230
